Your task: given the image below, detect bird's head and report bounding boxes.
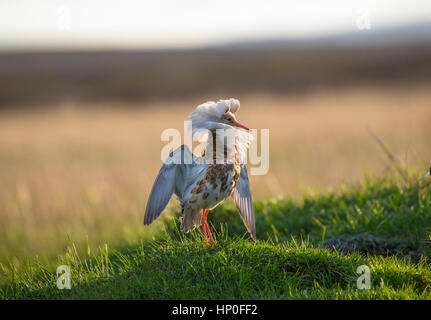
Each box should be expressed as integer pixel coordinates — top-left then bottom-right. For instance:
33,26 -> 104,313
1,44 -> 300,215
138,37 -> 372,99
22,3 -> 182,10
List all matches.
188,98 -> 249,131
187,98 -> 253,163
220,112 -> 249,131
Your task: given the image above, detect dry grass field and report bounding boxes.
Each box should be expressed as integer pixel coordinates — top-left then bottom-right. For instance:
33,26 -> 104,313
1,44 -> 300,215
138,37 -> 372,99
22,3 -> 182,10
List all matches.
0,84 -> 430,266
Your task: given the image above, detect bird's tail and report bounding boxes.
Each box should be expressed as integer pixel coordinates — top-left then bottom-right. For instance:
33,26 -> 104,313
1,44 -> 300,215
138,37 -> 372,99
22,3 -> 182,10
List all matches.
180,208 -> 202,234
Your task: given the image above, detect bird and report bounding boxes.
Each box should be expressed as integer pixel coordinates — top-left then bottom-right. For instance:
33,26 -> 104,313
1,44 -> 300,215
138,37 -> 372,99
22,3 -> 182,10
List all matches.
144,98 -> 255,246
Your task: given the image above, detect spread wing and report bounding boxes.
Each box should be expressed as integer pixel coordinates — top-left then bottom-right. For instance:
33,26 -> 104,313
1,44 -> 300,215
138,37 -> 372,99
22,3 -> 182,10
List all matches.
144,145 -> 196,225
144,160 -> 177,225
231,165 -> 256,241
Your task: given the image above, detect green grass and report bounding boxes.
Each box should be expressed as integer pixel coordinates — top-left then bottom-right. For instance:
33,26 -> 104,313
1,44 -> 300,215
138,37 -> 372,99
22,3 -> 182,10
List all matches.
1,176 -> 431,299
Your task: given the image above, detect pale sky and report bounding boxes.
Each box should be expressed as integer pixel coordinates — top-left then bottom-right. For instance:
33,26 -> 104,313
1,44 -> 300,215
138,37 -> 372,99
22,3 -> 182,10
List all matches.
1,0 -> 431,51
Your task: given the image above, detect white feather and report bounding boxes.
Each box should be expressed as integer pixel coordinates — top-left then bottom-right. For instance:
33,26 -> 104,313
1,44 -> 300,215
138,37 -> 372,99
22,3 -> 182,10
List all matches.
188,98 -> 251,164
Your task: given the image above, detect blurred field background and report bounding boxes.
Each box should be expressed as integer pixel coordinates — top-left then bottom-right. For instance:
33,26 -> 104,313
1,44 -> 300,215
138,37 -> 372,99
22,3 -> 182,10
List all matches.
1,1 -> 431,268
1,85 -> 431,266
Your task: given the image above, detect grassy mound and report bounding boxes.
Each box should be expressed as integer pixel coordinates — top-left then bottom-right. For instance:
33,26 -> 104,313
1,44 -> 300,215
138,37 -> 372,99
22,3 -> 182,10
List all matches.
1,177 -> 430,299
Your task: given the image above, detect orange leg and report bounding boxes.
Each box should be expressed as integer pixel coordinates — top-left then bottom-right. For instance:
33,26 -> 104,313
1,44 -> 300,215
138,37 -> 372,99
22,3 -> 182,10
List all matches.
201,210 -> 208,247
205,219 -> 214,244
201,209 -> 214,247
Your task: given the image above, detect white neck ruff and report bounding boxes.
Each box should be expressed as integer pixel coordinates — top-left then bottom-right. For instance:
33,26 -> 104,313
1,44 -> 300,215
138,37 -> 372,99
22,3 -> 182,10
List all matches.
189,122 -> 253,165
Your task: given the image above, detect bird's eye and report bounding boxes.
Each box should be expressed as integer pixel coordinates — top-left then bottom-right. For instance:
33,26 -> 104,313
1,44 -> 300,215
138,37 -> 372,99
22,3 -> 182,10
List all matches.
227,117 -> 232,122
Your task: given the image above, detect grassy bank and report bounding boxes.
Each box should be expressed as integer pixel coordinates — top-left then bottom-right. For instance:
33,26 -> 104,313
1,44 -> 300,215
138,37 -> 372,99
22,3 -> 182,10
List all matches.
1,177 -> 430,299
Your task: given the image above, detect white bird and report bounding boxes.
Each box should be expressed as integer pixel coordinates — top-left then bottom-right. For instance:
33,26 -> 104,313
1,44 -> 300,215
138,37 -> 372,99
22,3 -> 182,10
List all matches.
144,98 -> 256,246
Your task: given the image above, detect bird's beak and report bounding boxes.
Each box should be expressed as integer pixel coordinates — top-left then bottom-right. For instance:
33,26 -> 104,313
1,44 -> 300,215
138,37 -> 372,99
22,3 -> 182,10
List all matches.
233,120 -> 249,131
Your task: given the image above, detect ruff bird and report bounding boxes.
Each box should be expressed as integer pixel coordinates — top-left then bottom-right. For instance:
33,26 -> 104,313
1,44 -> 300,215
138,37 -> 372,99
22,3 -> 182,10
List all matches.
144,98 -> 255,246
